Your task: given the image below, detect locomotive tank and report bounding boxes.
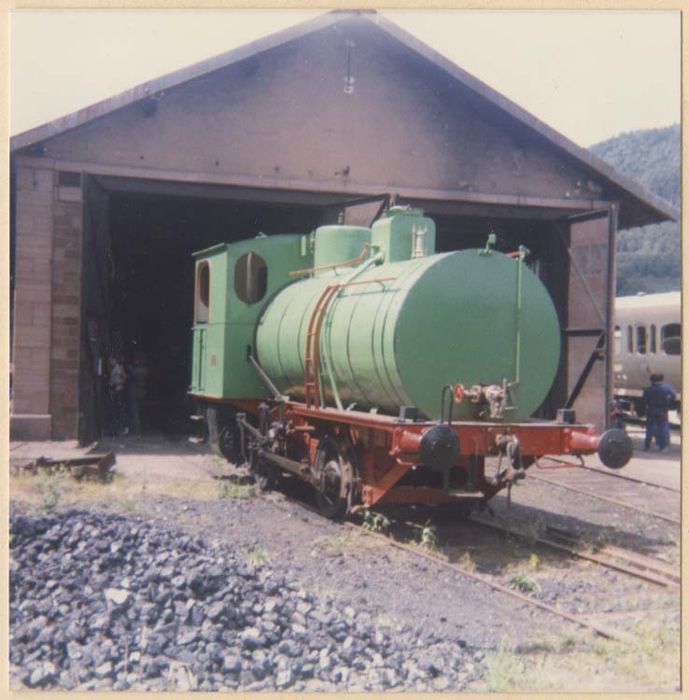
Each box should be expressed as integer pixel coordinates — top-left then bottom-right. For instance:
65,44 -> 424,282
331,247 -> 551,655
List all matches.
255,213 -> 561,421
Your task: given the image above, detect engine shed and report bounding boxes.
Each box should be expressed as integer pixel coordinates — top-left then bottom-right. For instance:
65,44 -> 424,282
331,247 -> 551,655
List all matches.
10,10 -> 676,443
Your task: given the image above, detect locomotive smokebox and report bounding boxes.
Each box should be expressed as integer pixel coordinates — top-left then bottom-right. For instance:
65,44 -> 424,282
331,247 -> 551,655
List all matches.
419,424 -> 460,472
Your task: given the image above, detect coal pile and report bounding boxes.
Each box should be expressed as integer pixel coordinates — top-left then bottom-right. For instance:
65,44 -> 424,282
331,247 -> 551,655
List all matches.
10,510 -> 481,691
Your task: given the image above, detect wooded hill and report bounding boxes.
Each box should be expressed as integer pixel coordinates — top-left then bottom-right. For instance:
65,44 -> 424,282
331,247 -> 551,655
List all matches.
590,124 -> 680,295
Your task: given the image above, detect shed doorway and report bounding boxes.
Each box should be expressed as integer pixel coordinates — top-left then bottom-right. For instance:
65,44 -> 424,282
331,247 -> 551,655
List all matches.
80,177 -> 321,442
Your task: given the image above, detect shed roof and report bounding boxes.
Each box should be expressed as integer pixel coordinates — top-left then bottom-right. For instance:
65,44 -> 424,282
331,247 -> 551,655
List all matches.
11,10 -> 677,228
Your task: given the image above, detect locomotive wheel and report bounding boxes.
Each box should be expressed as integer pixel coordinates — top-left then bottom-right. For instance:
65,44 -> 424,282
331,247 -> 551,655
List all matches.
218,424 -> 241,464
315,439 -> 351,520
250,453 -> 280,493
206,405 -> 240,463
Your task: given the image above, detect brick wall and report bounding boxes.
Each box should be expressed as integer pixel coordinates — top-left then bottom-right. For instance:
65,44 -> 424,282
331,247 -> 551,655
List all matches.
11,162 -> 84,440
12,166 -> 55,438
50,197 -> 83,438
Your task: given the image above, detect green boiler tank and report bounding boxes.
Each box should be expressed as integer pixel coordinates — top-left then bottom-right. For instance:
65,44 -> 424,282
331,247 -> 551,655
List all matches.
255,225 -> 560,421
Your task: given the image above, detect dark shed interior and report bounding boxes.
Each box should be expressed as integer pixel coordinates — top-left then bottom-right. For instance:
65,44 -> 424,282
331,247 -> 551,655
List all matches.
85,183 -> 323,437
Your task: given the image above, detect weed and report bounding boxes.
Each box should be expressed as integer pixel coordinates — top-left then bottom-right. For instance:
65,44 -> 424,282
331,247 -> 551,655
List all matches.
217,482 -> 255,500
420,520 -> 439,550
375,612 -> 397,629
527,553 -> 540,570
589,525 -> 618,549
361,511 -> 391,534
246,547 -> 270,565
458,551 -> 476,572
514,638 -> 558,654
484,638 -> 522,692
508,571 -> 541,593
36,470 -> 66,513
479,618 -> 680,692
521,513 -> 546,543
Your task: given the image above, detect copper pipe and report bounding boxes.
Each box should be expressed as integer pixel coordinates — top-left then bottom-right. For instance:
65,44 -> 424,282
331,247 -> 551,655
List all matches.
289,243 -> 370,277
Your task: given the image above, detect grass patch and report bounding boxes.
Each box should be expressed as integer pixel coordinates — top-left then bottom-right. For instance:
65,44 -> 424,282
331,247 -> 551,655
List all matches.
374,611 -> 398,629
419,521 -> 439,551
484,638 -> 522,692
10,470 -> 225,514
508,571 -> 541,593
317,530 -> 383,552
479,618 -> 680,692
458,551 -> 476,572
361,510 -> 391,534
216,482 -> 255,500
246,547 -> 270,565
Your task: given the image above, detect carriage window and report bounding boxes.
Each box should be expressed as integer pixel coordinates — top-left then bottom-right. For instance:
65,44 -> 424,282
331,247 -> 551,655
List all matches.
195,261 -> 210,323
636,326 -> 647,354
614,326 -> 621,356
650,324 -> 657,354
627,325 -> 633,353
661,323 -> 681,356
235,252 -> 268,304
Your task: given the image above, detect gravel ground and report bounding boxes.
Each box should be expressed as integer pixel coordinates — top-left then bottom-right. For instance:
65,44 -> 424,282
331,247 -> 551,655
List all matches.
9,435 -> 680,691
9,507 -> 486,692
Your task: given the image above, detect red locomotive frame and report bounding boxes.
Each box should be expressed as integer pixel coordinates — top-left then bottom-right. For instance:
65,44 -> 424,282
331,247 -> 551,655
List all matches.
208,393 -> 628,518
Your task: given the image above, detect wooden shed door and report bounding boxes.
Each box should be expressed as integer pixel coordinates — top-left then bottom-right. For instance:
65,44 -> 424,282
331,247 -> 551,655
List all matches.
561,208 -> 616,431
78,177 -> 112,444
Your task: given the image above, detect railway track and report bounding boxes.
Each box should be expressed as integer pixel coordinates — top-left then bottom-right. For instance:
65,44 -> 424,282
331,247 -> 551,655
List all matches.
575,462 -> 680,493
526,465 -> 680,525
395,514 -> 679,592
474,519 -> 679,591
349,519 -> 629,642
262,480 -> 677,645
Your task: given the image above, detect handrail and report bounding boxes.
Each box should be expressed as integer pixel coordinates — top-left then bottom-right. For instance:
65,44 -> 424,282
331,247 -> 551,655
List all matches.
289,243 -> 370,277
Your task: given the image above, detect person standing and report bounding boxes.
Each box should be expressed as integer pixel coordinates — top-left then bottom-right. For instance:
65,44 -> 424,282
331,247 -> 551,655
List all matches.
642,373 -> 677,451
126,352 -> 148,437
108,356 -> 128,437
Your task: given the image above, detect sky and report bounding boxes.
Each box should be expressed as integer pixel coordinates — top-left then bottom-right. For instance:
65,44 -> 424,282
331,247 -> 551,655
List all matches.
10,9 -> 680,147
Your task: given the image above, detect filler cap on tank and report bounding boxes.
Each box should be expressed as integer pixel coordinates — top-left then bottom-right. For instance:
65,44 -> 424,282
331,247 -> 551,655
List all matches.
371,207 -> 436,263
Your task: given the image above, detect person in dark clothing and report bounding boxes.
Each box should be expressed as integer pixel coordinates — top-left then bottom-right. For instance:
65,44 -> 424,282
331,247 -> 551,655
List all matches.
126,352 -> 148,437
642,373 -> 676,451
108,356 -> 128,437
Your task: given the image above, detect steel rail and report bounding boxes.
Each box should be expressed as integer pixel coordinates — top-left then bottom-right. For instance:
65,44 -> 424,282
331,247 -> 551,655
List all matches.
526,472 -> 680,525
396,515 -> 679,591
597,544 -> 679,581
471,519 -> 680,592
574,463 -> 680,494
343,519 -> 629,642
265,488 -> 630,641
581,607 -> 680,621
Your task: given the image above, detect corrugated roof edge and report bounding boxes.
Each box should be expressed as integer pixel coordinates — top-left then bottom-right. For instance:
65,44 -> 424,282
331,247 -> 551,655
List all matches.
10,9 -> 678,226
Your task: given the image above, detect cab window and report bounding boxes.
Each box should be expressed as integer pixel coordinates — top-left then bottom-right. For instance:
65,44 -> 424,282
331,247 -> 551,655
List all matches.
661,323 -> 681,356
195,261 -> 210,323
235,252 -> 268,304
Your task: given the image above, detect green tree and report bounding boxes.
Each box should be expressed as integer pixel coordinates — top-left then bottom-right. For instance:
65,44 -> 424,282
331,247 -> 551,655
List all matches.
590,124 -> 680,295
